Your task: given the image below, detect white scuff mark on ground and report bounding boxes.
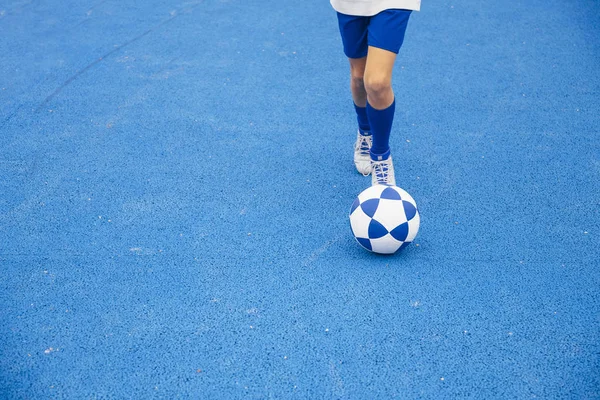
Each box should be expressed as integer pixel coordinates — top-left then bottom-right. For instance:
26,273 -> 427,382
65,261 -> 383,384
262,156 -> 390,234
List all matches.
328,360 -> 346,397
302,234 -> 344,268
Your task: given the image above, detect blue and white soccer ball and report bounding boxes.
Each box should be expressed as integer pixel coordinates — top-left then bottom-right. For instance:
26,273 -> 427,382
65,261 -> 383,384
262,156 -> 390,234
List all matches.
349,185 -> 420,254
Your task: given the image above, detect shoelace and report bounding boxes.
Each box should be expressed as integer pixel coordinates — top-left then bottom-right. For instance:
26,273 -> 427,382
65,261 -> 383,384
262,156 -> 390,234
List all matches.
356,135 -> 372,155
372,159 -> 391,183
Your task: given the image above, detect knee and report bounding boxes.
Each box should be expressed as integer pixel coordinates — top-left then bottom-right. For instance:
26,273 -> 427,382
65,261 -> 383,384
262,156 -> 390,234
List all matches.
364,72 -> 392,99
350,69 -> 365,91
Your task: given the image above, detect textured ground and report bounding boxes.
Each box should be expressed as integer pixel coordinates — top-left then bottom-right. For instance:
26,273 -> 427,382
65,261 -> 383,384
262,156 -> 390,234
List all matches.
1,0 -> 599,398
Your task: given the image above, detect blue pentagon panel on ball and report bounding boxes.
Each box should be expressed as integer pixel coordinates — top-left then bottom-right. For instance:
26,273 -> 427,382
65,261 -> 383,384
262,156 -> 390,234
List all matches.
367,218 -> 389,239
349,185 -> 420,254
356,237 -> 373,252
360,198 -> 380,218
350,197 -> 361,214
403,200 -> 418,220
390,221 -> 410,242
380,186 -> 402,200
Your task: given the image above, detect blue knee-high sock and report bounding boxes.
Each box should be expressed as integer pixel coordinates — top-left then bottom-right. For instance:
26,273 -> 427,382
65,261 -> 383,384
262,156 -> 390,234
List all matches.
354,103 -> 370,135
367,99 -> 395,158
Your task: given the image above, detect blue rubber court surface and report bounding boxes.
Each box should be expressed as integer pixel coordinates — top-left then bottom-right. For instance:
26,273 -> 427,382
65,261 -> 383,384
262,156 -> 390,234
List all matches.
1,0 -> 599,398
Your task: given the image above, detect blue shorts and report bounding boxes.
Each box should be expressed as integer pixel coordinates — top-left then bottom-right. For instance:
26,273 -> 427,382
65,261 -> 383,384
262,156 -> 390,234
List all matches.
337,9 -> 412,59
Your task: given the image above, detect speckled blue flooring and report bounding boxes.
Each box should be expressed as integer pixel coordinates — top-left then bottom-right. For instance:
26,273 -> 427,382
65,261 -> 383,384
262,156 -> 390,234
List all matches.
1,0 -> 599,398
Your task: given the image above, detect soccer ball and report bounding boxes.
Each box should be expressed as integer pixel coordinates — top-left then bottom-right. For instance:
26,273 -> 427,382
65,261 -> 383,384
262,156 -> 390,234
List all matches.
349,185 -> 420,254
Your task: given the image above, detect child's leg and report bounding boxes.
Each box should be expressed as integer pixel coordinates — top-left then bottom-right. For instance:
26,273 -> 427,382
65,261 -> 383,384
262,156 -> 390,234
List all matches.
349,57 -> 369,133
363,9 -> 412,158
350,56 -> 373,175
364,47 -> 398,185
363,46 -> 397,156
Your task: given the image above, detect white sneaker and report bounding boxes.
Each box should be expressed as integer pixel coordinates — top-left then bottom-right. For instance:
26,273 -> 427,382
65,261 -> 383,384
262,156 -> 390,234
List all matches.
371,153 -> 396,186
353,130 -> 372,176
